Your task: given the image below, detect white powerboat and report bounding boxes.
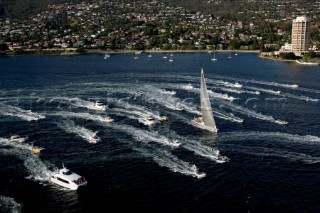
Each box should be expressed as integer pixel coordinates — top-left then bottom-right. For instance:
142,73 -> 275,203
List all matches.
7,135 -> 27,143
104,115 -> 114,123
50,166 -> 87,190
160,90 -> 176,95
234,82 -> 242,88
145,116 -> 156,125
183,84 -> 193,90
216,154 -> 229,163
93,100 -> 106,111
170,140 -> 181,147
89,137 -> 100,144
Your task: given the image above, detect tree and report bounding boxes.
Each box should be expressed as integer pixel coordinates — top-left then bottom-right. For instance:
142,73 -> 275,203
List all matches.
0,43 -> 8,51
281,52 -> 296,60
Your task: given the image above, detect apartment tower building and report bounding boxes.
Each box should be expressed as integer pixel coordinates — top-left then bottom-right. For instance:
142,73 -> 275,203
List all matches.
291,16 -> 310,53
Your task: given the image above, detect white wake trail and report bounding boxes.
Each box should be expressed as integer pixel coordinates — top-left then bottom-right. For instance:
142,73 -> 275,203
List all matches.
112,124 -> 180,148
0,196 -> 22,213
49,97 -> 106,110
216,99 -> 287,125
0,139 -> 52,182
135,146 -> 205,179
180,138 -> 225,163
218,131 -> 320,144
50,111 -> 107,124
57,120 -> 100,143
228,144 -> 320,164
0,103 -> 45,121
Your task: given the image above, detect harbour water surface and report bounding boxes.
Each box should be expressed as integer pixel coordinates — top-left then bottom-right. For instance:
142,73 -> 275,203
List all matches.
0,53 -> 320,212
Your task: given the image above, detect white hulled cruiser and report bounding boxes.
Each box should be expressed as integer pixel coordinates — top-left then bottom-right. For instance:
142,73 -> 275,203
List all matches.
50,166 -> 87,190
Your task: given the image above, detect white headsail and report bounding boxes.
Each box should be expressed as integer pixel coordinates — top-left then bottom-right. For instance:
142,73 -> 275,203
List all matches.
200,67 -> 218,132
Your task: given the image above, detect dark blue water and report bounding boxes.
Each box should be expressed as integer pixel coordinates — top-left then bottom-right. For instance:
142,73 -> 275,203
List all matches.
0,53 -> 320,213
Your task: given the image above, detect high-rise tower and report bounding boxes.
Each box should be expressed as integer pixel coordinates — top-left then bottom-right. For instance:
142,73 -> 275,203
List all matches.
291,16 -> 310,53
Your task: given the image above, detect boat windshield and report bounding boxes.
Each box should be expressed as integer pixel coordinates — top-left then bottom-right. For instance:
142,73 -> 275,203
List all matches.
62,170 -> 73,175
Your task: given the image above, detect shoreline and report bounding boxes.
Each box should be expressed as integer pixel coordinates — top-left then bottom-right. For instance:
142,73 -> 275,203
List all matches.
1,49 -> 260,56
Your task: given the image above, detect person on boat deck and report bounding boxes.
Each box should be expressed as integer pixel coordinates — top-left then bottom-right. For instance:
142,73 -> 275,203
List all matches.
195,117 -> 203,123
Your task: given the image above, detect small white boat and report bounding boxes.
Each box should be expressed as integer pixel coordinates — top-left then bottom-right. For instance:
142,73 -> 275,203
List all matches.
50,166 -> 87,190
170,140 -> 181,147
93,100 -> 106,111
145,116 -> 156,125
183,84 -> 193,90
104,115 -> 114,123
195,172 -> 206,179
174,106 -> 185,111
160,90 -> 176,95
89,138 -> 98,144
216,154 -> 229,163
104,49 -> 111,59
7,135 -> 27,143
234,82 -> 242,88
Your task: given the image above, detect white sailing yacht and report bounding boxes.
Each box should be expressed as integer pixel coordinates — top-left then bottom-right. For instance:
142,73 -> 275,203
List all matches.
104,49 -> 111,59
192,67 -> 218,133
211,49 -> 217,61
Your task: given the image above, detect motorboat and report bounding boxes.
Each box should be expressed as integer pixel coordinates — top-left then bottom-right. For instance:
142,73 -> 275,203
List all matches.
93,100 -> 106,111
234,82 -> 242,88
170,140 -> 181,147
160,90 -> 176,95
7,135 -> 27,143
161,116 -> 168,122
175,106 -> 185,111
89,139 -> 97,144
195,172 -> 206,179
145,115 -> 156,125
32,147 -> 42,154
89,138 -> 98,144
50,166 -> 87,190
104,115 -> 114,123
216,154 -> 229,163
183,84 -> 193,90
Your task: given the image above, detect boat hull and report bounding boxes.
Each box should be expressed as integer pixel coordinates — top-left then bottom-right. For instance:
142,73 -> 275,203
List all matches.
191,119 -> 218,133
50,177 -> 87,190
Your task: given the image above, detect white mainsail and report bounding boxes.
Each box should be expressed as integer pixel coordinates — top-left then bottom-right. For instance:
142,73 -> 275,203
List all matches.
200,67 -> 218,132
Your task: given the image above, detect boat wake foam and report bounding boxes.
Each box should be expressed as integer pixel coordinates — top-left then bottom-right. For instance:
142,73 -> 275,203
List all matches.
0,142 -> 52,182
0,195 -> 22,213
0,103 -> 45,121
112,124 -> 180,148
57,120 -> 100,143
135,145 -> 205,179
